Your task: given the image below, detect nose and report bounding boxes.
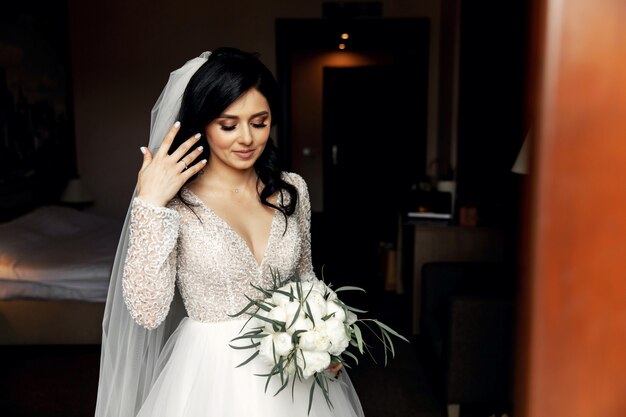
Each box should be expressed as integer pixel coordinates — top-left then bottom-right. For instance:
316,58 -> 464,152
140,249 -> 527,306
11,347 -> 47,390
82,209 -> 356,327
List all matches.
239,125 -> 253,146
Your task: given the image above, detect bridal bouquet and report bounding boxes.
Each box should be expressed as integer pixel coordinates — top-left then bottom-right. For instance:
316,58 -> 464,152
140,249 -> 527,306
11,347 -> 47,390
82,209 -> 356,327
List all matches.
229,269 -> 408,414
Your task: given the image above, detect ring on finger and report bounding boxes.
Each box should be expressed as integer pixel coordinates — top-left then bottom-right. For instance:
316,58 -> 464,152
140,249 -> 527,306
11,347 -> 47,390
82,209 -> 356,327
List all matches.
182,160 -> 188,170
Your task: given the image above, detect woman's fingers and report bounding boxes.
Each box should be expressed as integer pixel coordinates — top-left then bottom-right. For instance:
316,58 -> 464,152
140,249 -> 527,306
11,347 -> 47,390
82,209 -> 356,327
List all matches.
328,362 -> 343,373
139,146 -> 153,171
178,145 -> 204,172
135,123 -> 205,206
155,121 -> 181,157
171,132 -> 202,161
182,158 -> 207,179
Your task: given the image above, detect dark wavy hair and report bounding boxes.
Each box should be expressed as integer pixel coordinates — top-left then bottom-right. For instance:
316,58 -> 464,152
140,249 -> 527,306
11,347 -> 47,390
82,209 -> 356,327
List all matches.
171,47 -> 297,219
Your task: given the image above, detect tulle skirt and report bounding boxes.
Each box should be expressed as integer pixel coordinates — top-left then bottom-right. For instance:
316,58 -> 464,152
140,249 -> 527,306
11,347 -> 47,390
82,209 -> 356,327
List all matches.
136,318 -> 365,417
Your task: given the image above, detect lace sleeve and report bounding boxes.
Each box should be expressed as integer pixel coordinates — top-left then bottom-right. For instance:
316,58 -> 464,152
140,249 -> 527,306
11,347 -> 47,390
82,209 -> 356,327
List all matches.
291,174 -> 317,282
122,197 -> 180,329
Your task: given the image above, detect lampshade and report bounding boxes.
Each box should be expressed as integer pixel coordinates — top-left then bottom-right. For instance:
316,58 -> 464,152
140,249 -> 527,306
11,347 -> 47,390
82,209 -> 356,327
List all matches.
512,131 -> 531,175
60,178 -> 94,204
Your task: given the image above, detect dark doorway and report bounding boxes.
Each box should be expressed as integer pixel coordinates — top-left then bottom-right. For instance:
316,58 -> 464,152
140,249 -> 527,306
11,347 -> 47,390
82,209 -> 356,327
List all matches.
322,64 -> 424,295
276,17 -> 429,313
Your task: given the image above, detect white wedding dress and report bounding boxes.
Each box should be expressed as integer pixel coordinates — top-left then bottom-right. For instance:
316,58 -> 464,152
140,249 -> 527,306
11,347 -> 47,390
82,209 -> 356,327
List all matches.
122,172 -> 364,417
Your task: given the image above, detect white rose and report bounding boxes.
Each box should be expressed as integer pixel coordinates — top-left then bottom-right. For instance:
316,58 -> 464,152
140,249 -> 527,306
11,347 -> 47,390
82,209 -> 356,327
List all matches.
324,318 -> 350,356
296,349 -> 331,379
298,327 -> 331,352
325,300 -> 346,322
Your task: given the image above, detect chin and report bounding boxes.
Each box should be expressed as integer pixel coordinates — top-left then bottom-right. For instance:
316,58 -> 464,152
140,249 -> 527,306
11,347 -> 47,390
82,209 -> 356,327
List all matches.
229,158 -> 258,171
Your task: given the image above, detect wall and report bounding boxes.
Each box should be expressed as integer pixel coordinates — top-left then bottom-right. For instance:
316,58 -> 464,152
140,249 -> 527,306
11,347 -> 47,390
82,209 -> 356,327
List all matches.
67,0 -> 440,221
290,50 -> 393,211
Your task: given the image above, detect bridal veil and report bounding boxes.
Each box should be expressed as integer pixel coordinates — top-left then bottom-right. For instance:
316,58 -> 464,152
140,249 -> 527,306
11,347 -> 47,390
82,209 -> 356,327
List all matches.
94,52 -> 211,417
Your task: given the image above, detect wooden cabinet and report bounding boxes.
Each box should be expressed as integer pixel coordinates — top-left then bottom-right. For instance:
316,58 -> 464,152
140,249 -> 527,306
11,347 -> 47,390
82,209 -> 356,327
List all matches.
409,224 -> 505,334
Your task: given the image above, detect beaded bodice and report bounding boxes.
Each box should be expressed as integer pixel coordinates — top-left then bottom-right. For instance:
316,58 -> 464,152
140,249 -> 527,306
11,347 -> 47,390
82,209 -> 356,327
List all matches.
122,173 -> 315,329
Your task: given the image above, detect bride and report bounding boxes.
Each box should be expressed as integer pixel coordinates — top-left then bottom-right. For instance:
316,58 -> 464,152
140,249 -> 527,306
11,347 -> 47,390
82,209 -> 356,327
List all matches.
94,48 -> 364,416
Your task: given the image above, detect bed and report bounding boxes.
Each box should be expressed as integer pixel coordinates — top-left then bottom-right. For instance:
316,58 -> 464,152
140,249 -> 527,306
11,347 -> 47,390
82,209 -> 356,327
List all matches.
0,205 -> 119,345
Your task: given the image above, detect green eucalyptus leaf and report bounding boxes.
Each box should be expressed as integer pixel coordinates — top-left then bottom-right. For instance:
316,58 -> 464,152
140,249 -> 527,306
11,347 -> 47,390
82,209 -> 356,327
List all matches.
344,305 -> 368,314
322,312 -> 336,321
227,300 -> 256,317
307,378 -> 316,415
235,350 -> 260,368
272,288 -> 295,299
249,283 -> 273,298
315,374 -> 333,408
304,300 -> 316,327
248,312 -> 285,328
334,285 -> 366,293
352,323 -> 364,354
287,304 -> 302,329
230,330 -> 266,342
342,350 -> 359,366
373,320 -> 410,342
273,373 -> 290,397
228,342 -> 261,350
291,329 -> 306,344
382,328 -> 396,359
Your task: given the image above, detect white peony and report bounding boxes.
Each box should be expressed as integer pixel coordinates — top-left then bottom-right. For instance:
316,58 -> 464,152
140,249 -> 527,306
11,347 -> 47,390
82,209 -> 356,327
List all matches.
286,316 -> 313,335
284,357 -> 297,375
303,291 -> 327,323
314,280 -> 337,301
258,332 -> 295,365
312,280 -> 327,294
249,302 -> 273,329
296,349 -> 331,378
284,301 -> 303,322
298,327 -> 331,352
325,300 -> 346,322
271,286 -> 293,307
264,305 -> 287,333
273,332 -> 294,357
258,334 -> 276,365
299,281 -> 315,294
346,310 -> 358,325
324,318 -> 351,356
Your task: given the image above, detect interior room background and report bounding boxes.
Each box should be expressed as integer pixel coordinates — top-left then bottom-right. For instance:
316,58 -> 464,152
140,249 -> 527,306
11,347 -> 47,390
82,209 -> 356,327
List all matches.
66,0 -> 528,298
66,0 -> 443,221
1,0 -> 531,416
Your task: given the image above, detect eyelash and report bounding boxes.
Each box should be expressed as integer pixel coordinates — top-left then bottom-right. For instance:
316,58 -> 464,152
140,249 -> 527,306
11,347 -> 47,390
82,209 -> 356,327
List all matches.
220,123 -> 267,132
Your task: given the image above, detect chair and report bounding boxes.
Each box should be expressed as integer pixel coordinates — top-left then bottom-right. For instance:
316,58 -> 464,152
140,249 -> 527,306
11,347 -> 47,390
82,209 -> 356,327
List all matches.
419,262 -> 516,417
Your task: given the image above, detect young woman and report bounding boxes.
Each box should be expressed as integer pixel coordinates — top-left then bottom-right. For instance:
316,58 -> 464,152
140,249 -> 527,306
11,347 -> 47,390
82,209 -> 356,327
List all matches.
95,48 -> 364,417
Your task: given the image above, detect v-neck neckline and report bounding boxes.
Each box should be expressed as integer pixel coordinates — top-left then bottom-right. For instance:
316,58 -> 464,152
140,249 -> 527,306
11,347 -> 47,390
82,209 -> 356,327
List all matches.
182,187 -> 278,268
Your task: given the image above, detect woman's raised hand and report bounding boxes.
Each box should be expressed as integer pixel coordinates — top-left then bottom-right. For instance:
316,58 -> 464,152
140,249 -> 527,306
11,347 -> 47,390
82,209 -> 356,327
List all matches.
136,122 -> 207,207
